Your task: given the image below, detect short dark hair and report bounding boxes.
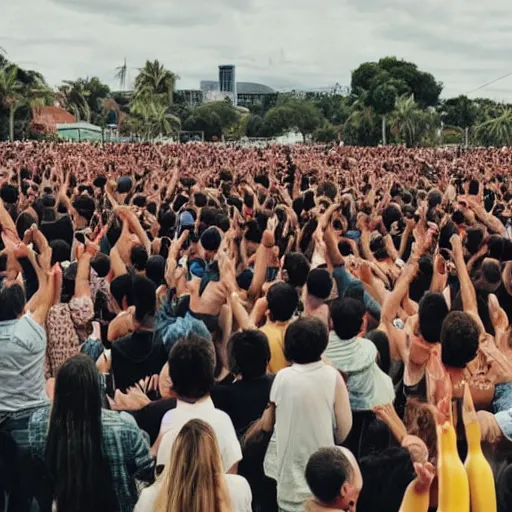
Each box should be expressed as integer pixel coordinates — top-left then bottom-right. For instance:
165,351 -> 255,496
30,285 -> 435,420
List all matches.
132,275 -> 156,323
305,447 -> 353,505
283,252 -> 310,288
307,268 -> 333,300
228,330 -> 270,380
168,333 -> 215,400
481,259 -> 501,285
427,189 -> 443,209
110,274 -> 134,310
330,298 -> 365,340
16,212 -> 36,240
130,245 -> 148,272
267,282 -> 299,322
418,292 -> 449,343
284,317 -> 328,364
366,329 -> 391,374
50,239 -> 71,265
0,283 -> 25,321
441,311 -> 479,368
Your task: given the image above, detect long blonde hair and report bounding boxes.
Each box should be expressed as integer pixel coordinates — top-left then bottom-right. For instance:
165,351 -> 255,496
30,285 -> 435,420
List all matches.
155,419 -> 232,512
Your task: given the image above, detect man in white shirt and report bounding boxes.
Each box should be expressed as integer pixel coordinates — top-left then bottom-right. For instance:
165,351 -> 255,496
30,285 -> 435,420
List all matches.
155,333 -> 242,473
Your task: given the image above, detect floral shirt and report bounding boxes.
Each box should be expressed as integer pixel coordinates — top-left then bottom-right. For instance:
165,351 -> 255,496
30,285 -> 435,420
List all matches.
45,296 -> 94,378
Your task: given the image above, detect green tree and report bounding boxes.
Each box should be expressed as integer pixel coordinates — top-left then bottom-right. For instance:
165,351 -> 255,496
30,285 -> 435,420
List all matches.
130,97 -> 181,140
367,83 -> 398,144
134,60 -> 179,106
184,102 -> 240,141
351,57 -> 442,109
263,105 -> 295,137
390,94 -> 440,147
474,108 -> 512,146
0,65 -> 24,141
440,95 -> 477,130
313,123 -> 339,142
343,106 -> 380,146
246,114 -> 265,138
293,101 -> 324,141
264,100 -> 323,141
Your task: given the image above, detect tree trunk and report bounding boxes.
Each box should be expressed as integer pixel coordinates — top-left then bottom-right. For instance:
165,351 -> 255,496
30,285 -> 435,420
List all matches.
382,114 -> 387,145
9,107 -> 14,142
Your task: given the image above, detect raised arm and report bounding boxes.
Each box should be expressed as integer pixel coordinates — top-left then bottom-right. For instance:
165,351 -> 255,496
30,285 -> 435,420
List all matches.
450,234 -> 484,332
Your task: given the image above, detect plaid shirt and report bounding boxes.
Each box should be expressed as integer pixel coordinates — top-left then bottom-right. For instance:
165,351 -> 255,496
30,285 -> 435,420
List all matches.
24,405 -> 154,512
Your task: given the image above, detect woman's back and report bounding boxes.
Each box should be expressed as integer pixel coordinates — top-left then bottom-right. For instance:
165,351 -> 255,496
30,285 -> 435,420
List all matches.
134,473 -> 252,512
27,405 -> 154,512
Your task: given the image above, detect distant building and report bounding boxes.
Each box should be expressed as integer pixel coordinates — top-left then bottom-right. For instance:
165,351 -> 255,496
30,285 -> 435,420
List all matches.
199,78 -> 277,109
175,89 -> 203,107
219,65 -> 237,105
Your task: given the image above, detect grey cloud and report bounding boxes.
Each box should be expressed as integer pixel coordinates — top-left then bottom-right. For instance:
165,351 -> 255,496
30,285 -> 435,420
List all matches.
3,0 -> 512,99
50,0 -> 254,27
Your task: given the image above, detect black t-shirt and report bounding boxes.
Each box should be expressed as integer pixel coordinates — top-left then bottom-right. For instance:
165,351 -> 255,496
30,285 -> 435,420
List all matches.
211,374 -> 275,438
134,398 -> 177,445
39,215 -> 74,247
111,330 -> 168,392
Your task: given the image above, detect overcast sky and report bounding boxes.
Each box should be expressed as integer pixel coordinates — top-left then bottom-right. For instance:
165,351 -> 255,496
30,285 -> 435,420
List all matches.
3,0 -> 512,100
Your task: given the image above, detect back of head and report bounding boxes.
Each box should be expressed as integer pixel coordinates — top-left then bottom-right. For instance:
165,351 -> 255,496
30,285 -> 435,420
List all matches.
110,273 -> 134,310
130,245 -> 149,272
267,282 -> 299,322
228,330 -> 270,380
16,211 -> 36,240
307,268 -> 333,300
441,311 -> 479,368
480,259 -> 502,291
358,447 -> 414,512
0,283 -> 25,321
305,447 -> 353,506
46,355 -> 118,512
330,298 -> 366,340
418,292 -> 449,343
427,189 -> 443,209
91,252 -> 111,278
132,275 -> 156,324
366,330 -> 391,374
145,255 -> 166,287
284,317 -> 328,364
283,252 -> 310,288
158,419 -> 229,512
50,239 -> 71,265
168,333 -> 216,400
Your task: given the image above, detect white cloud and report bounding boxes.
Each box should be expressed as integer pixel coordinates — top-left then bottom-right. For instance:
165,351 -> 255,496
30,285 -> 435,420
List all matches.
2,0 -> 512,100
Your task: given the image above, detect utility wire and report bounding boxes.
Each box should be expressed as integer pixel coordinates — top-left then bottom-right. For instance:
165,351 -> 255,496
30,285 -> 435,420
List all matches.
466,71 -> 512,95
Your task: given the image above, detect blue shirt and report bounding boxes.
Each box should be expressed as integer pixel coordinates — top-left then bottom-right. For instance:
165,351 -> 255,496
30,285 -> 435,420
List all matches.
333,265 -> 381,320
0,313 -> 48,412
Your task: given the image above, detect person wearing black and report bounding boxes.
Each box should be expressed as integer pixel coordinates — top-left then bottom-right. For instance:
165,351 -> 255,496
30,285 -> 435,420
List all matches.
107,275 -> 167,391
212,330 -> 274,438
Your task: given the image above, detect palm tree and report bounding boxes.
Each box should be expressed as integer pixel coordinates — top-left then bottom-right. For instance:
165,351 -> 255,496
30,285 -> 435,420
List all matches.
343,105 -> 379,146
131,97 -> 180,140
0,65 -> 24,141
114,59 -> 128,91
149,102 -> 181,138
134,60 -> 179,106
474,108 -> 512,146
390,94 -> 425,147
57,80 -> 91,122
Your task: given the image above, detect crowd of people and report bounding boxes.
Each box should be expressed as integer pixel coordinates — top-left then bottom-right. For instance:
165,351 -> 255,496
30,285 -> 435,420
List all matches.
0,140 -> 511,512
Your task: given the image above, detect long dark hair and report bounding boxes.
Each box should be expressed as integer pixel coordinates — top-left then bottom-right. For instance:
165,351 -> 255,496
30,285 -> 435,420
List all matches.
45,355 -> 119,512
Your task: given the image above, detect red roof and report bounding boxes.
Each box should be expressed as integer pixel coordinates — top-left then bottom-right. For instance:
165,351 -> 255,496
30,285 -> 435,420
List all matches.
31,106 -> 76,133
